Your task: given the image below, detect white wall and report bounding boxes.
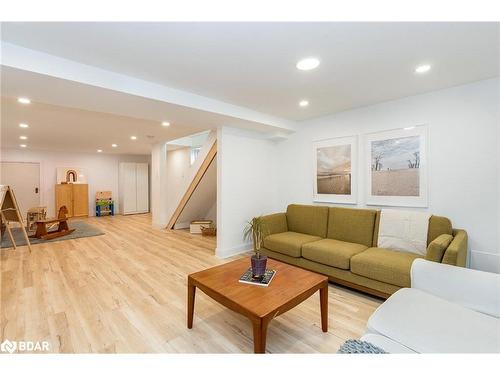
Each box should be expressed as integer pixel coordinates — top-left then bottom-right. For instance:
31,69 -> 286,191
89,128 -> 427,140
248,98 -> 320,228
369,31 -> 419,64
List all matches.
0,147 -> 150,217
216,126 -> 279,258
274,78 -> 499,272
166,148 -> 191,216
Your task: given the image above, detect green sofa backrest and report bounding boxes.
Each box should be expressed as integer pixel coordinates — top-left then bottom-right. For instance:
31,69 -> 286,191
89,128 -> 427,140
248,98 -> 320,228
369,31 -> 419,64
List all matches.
327,207 -> 378,247
372,212 -> 453,247
427,215 -> 453,244
286,204 -> 329,237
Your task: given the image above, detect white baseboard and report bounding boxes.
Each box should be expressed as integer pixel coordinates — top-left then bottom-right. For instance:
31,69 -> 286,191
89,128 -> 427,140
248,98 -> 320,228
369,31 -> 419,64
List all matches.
216,243 -> 252,259
152,221 -> 168,230
470,250 -> 500,273
173,221 -> 190,230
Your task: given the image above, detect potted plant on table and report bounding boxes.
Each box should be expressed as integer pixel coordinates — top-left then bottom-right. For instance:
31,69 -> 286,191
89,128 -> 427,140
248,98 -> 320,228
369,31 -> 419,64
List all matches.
243,216 -> 269,278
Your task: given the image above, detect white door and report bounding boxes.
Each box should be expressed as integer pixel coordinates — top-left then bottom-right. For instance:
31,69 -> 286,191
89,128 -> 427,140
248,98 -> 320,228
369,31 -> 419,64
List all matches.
0,162 -> 40,217
136,163 -> 149,213
121,163 -> 137,214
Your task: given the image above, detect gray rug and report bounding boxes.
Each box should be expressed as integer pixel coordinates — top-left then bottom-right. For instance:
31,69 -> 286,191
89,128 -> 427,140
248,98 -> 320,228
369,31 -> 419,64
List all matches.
337,339 -> 387,354
1,220 -> 105,248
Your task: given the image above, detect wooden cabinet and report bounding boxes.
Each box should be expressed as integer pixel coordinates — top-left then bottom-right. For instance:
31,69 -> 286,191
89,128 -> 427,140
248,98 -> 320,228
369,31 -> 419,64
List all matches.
119,162 -> 149,215
55,183 -> 88,218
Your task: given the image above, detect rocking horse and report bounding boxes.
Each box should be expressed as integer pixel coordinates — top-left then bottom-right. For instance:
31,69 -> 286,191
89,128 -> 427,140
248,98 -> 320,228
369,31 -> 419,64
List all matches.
31,205 -> 75,240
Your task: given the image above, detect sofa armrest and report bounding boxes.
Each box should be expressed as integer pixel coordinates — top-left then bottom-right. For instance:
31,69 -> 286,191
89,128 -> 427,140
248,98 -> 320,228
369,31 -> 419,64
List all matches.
411,258 -> 500,318
442,229 -> 467,267
261,213 -> 288,236
425,234 -> 453,262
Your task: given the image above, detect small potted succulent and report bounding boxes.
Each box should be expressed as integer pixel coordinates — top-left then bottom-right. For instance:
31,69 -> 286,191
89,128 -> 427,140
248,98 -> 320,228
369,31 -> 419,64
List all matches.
243,216 -> 269,278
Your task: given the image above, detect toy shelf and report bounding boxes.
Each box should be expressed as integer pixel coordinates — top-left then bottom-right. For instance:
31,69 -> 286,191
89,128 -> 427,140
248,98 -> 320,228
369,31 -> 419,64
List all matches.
95,191 -> 114,217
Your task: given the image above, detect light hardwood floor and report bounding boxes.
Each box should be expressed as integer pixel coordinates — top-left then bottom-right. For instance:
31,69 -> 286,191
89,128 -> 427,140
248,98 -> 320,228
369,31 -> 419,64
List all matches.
0,214 -> 382,353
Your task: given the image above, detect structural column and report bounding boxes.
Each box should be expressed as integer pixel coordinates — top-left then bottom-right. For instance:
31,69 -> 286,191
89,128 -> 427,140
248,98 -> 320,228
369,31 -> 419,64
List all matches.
151,142 -> 169,229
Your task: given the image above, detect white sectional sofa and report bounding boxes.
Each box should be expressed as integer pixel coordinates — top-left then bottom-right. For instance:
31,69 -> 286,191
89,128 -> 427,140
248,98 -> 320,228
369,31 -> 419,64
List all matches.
361,259 -> 500,353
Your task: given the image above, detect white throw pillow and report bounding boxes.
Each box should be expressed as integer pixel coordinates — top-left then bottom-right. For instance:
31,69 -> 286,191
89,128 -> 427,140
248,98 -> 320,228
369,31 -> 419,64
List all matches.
377,209 -> 431,255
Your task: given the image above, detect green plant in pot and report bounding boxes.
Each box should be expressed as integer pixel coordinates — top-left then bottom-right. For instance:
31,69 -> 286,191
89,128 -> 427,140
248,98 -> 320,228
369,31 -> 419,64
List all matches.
244,216 -> 269,278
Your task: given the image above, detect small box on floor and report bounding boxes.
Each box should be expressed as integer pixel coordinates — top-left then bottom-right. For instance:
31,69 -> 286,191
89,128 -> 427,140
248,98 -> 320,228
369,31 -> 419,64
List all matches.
190,220 -> 213,234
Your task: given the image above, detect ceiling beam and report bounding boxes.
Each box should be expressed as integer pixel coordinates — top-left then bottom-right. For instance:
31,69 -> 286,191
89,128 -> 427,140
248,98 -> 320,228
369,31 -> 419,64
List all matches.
1,42 -> 297,133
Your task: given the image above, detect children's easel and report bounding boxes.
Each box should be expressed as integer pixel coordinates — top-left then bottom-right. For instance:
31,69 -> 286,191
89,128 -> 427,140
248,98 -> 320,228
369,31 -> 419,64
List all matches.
0,185 -> 32,252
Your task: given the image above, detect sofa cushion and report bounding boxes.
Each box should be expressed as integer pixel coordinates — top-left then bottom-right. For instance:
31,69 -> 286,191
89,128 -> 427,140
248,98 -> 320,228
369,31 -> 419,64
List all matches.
286,204 -> 329,238
327,207 -> 378,247
350,247 -> 422,287
260,212 -> 288,236
367,288 -> 500,353
427,215 -> 453,245
263,231 -> 321,258
302,239 -> 367,270
425,234 -> 453,262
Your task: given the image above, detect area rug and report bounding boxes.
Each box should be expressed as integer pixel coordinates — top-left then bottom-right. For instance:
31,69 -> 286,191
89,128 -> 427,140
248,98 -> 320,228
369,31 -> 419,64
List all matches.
1,220 -> 105,248
337,339 -> 387,354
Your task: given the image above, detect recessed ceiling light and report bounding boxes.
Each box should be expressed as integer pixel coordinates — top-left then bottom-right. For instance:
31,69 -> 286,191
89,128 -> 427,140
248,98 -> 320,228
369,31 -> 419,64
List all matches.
299,100 -> 309,107
20,144 -> 27,148
97,149 -> 103,153
415,64 -> 431,74
130,136 -> 137,140
296,57 -> 320,71
19,135 -> 28,140
17,97 -> 31,104
111,144 -> 118,148
162,121 -> 170,127
19,123 -> 29,128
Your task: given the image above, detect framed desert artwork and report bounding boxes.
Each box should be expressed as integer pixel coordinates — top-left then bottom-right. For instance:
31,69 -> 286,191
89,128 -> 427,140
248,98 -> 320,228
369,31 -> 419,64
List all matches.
365,125 -> 428,207
313,135 -> 358,204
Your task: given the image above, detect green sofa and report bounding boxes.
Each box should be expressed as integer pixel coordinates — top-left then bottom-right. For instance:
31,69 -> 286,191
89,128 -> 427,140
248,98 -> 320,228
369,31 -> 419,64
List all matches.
260,204 -> 468,298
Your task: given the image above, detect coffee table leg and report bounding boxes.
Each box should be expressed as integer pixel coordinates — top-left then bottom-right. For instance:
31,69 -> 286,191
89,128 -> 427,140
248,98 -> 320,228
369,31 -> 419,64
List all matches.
252,318 -> 270,354
187,282 -> 196,329
319,283 -> 328,332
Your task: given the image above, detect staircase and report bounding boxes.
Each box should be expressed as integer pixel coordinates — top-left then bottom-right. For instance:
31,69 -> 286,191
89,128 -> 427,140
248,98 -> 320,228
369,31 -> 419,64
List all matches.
166,130 -> 217,229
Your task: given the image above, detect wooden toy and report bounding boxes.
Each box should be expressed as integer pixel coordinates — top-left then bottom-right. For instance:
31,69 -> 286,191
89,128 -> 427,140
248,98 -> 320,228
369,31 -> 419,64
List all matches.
31,205 -> 75,240
95,191 -> 114,216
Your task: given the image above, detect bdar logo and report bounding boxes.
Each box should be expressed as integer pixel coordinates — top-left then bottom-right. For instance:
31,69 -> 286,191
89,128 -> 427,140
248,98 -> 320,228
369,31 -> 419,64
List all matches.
1,339 -> 17,353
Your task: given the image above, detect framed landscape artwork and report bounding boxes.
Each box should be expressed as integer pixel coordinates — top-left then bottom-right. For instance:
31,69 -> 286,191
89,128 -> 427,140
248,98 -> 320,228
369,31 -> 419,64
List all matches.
313,135 -> 357,204
365,125 -> 428,207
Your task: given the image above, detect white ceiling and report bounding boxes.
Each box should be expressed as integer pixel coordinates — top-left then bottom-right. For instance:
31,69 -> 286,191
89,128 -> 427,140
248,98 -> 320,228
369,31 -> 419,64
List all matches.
0,96 -> 205,154
2,22 -> 499,121
0,67 -> 285,154
1,22 -> 499,155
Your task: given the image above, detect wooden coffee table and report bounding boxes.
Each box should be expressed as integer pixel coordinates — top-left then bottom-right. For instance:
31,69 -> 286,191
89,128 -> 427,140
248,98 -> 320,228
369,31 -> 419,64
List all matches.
187,257 -> 329,353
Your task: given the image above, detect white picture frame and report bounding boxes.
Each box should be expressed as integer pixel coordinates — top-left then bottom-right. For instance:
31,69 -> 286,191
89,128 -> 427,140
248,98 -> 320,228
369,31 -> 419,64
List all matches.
313,135 -> 358,204
365,125 -> 428,207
